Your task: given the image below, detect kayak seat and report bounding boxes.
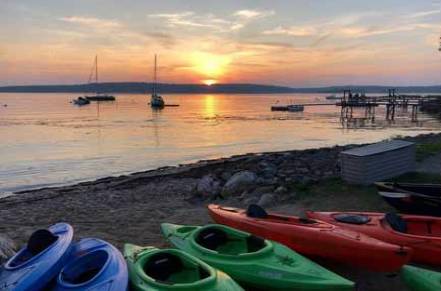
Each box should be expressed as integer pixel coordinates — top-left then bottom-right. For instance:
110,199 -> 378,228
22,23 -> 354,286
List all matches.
247,235 -> 266,252
28,229 -> 58,256
334,213 -> 371,225
144,252 -> 183,283
385,213 -> 407,233
61,250 -> 109,285
247,204 -> 268,218
196,228 -> 228,251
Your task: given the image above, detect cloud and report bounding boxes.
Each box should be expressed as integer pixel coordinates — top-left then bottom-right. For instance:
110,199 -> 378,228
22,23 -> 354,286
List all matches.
406,9 -> 441,18
263,25 -> 317,36
59,16 -> 121,29
233,9 -> 275,19
148,11 -> 227,29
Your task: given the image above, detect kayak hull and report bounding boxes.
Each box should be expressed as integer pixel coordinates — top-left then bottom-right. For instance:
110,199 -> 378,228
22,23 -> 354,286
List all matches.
124,244 -> 243,291
307,211 -> 441,266
54,238 -> 128,291
401,265 -> 441,291
161,223 -> 354,291
208,204 -> 411,272
0,223 -> 73,291
376,182 -> 441,216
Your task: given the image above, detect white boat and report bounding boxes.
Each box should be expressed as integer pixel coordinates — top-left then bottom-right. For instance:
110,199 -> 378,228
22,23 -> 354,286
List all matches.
150,54 -> 165,108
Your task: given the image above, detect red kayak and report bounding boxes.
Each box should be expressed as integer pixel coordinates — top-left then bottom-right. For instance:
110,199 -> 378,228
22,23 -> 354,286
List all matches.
307,211 -> 441,266
208,204 -> 412,272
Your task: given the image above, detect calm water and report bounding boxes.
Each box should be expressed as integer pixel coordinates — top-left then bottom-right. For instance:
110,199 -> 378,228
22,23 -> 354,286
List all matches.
1,93 -> 440,193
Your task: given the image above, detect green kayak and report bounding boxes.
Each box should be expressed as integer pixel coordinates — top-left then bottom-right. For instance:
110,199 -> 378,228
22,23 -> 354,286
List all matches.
160,223 -> 354,291
401,265 -> 441,291
124,244 -> 243,290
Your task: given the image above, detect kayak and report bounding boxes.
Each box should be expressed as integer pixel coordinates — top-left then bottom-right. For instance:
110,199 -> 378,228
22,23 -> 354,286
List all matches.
160,223 -> 354,290
307,211 -> 441,266
124,244 -> 243,290
208,204 -> 412,272
54,238 -> 128,290
0,223 -> 73,291
401,265 -> 441,291
375,182 -> 441,216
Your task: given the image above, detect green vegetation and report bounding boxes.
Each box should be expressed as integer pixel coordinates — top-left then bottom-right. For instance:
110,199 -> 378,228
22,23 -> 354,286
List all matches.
416,141 -> 441,161
287,172 -> 441,213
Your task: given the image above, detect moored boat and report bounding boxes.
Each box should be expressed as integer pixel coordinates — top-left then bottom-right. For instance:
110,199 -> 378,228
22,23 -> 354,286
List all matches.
401,265 -> 441,291
53,238 -> 128,291
77,55 -> 116,102
208,204 -> 411,272
124,244 -> 243,290
161,223 -> 354,291
150,54 -> 165,108
0,223 -> 73,291
307,211 -> 441,266
375,182 -> 441,216
73,97 -> 90,106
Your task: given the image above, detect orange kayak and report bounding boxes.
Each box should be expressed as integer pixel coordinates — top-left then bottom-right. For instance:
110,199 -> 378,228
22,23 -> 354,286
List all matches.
208,204 -> 411,272
307,211 -> 441,266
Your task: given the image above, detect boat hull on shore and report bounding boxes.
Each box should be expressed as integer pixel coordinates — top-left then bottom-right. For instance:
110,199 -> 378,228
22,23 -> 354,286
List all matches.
124,244 -> 243,291
376,182 -> 441,216
401,265 -> 441,291
307,211 -> 441,266
0,223 -> 73,291
54,238 -> 128,291
161,223 -> 354,291
208,204 -> 411,272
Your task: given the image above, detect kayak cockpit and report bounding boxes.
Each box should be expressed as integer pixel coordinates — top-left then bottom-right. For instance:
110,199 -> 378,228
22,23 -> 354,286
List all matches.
195,226 -> 268,255
7,229 -> 58,268
333,213 -> 371,225
143,251 -> 211,284
60,249 -> 109,286
384,213 -> 441,237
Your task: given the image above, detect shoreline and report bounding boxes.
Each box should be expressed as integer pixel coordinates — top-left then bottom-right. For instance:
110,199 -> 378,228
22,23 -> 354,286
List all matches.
1,132 -> 440,290
2,131 -> 440,201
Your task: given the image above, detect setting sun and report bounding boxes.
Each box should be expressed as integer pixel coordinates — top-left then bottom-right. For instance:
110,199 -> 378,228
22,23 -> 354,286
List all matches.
191,52 -> 231,80
203,79 -> 217,86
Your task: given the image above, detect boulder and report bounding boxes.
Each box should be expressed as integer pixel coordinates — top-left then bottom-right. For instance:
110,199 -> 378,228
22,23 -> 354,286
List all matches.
196,175 -> 221,198
258,193 -> 276,207
222,171 -> 257,197
0,234 -> 16,264
274,186 -> 288,194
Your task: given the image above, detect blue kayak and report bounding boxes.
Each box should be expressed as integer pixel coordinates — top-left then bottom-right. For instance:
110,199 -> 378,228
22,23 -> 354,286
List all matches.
0,223 -> 74,291
54,238 -> 128,290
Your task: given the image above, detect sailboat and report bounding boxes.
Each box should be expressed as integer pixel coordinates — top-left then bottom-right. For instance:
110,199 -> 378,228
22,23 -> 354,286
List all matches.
82,55 -> 115,101
150,54 -> 165,108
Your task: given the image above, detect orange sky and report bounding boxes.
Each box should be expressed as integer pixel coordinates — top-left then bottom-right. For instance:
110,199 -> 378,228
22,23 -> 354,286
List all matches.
1,1 -> 441,86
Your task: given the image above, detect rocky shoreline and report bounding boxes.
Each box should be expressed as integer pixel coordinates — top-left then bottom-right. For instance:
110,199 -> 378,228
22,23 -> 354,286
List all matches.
0,132 -> 440,290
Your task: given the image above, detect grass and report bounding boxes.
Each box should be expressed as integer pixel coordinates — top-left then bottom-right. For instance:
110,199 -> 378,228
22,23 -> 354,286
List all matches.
416,141 -> 441,161
286,172 -> 441,212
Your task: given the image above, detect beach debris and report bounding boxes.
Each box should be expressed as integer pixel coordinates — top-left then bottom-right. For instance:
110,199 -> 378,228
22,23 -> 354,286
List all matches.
222,171 -> 257,197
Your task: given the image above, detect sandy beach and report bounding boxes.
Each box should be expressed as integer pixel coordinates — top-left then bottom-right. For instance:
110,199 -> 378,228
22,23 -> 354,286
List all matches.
1,132 -> 440,290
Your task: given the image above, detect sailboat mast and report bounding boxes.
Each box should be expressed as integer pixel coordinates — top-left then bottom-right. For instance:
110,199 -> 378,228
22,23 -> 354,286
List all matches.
153,54 -> 157,95
95,55 -> 98,95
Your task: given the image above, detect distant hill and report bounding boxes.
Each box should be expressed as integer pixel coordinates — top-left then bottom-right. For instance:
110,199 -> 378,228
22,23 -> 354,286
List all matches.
0,82 -> 440,94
